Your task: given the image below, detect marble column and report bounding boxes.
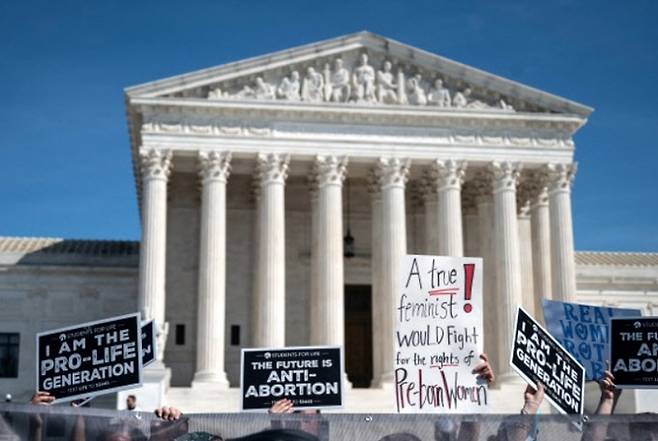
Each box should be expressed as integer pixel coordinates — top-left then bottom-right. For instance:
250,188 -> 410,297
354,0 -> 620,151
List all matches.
527,172 -> 552,315
433,160 -> 466,256
462,183 -> 480,258
138,149 -> 172,360
253,153 -> 290,348
378,157 -> 410,384
310,156 -> 348,347
516,185 -> 536,317
546,163 -> 577,302
474,172 -> 499,375
368,170 -> 383,387
490,161 -> 523,379
422,173 -> 438,254
193,151 -> 231,387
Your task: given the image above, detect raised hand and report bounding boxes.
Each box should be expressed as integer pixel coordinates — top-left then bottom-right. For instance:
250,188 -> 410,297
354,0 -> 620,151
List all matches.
154,406 -> 182,421
269,398 -> 294,414
599,370 -> 621,402
472,353 -> 495,384
521,383 -> 545,415
30,391 -> 54,406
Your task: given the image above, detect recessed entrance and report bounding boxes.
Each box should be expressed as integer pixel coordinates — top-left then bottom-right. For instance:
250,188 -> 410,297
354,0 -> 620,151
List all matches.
344,284 -> 373,388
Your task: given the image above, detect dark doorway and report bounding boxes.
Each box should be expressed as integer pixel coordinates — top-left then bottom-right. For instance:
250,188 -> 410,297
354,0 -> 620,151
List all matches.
344,284 -> 373,388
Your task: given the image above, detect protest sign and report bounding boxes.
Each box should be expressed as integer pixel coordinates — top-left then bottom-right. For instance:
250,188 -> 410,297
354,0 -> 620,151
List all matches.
543,300 -> 641,381
511,307 -> 585,416
394,255 -> 487,414
36,313 -> 143,402
240,346 -> 343,410
141,319 -> 156,367
610,317 -> 658,388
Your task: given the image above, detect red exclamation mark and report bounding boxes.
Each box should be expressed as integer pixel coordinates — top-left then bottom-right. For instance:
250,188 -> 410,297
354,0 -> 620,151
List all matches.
463,263 -> 475,313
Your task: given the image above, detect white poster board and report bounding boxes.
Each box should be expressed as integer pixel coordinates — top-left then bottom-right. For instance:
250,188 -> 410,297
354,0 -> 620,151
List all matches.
395,255 -> 488,413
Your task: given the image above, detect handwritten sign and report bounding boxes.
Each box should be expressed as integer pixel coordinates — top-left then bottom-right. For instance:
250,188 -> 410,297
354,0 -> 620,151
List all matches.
610,317 -> 658,388
141,319 -> 156,367
511,307 -> 585,416
36,313 -> 143,402
543,300 -> 641,381
240,346 -> 343,410
394,255 -> 487,413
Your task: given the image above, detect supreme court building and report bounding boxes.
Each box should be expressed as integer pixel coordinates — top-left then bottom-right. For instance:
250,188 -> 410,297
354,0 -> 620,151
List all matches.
2,32 -> 658,412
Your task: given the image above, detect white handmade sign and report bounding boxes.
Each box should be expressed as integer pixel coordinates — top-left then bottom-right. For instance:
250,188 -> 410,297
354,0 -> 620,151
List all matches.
394,255 -> 488,413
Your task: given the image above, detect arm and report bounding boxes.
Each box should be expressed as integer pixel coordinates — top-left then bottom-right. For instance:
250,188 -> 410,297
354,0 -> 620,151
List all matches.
455,354 -> 495,441
503,383 -> 545,441
581,370 -> 621,441
28,391 -> 54,441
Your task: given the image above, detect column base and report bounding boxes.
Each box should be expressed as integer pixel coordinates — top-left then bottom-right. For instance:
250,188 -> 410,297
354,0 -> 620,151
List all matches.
192,370 -> 230,390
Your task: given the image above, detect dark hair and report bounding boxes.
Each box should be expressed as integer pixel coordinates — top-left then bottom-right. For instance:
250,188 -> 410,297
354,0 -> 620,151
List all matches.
127,395 -> 137,400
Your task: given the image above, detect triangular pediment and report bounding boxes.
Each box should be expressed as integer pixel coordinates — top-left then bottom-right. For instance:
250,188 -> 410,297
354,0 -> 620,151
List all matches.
126,31 -> 592,117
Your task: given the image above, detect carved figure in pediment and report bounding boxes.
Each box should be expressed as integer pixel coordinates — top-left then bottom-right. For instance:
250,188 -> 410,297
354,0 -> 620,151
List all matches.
407,74 -> 427,105
453,88 -> 469,108
234,84 -> 256,99
277,71 -> 301,101
302,67 -> 325,102
329,58 -> 351,103
377,60 -> 398,104
208,87 -> 224,99
254,77 -> 276,100
499,99 -> 514,111
463,89 -> 489,109
427,78 -> 451,107
353,53 -> 377,103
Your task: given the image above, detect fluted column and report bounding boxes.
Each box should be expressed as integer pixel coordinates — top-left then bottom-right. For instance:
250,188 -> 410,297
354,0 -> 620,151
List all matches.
193,151 -> 231,387
421,173 -> 438,254
368,171 -> 383,387
253,153 -> 290,347
516,184 -> 536,317
138,149 -> 172,361
462,183 -> 480,258
527,172 -> 552,315
310,156 -> 348,346
546,163 -> 577,302
433,160 -> 466,256
378,157 -> 410,384
474,172 -> 499,376
490,161 -> 523,379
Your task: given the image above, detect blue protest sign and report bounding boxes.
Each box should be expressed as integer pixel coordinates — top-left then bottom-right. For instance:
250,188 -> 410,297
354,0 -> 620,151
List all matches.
542,300 -> 641,381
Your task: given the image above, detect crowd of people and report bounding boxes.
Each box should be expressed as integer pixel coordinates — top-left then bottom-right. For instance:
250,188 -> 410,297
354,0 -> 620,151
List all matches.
14,353 -> 651,441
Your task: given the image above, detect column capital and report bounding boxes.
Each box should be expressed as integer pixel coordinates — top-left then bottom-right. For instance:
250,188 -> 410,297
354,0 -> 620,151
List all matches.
432,159 -> 466,191
367,169 -> 382,199
524,170 -> 549,208
312,155 -> 348,187
544,162 -> 577,194
420,171 -> 438,203
377,157 -> 411,189
256,153 -> 290,185
140,149 -> 173,181
461,182 -> 479,215
489,161 -> 521,194
472,170 -> 494,205
198,151 -> 231,184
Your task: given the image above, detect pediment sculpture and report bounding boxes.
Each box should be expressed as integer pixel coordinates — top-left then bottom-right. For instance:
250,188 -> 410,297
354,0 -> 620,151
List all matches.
207,51 -> 516,112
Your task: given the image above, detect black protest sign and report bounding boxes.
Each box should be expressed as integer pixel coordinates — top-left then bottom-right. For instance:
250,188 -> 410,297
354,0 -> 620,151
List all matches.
141,320 -> 156,367
510,307 -> 585,416
610,317 -> 658,388
37,313 -> 143,402
241,346 -> 343,410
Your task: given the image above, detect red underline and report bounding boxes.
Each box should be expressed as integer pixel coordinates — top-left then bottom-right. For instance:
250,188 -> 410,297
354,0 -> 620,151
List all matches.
430,364 -> 459,368
428,289 -> 459,296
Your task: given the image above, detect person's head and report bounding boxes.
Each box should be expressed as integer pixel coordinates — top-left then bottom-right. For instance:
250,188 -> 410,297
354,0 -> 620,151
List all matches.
126,394 -> 136,410
335,58 -> 343,69
383,61 -> 392,72
434,79 -> 443,88
360,53 -> 368,65
291,71 -> 299,81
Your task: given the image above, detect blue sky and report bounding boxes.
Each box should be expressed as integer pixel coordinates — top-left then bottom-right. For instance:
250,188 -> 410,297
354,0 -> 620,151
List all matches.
0,0 -> 656,251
